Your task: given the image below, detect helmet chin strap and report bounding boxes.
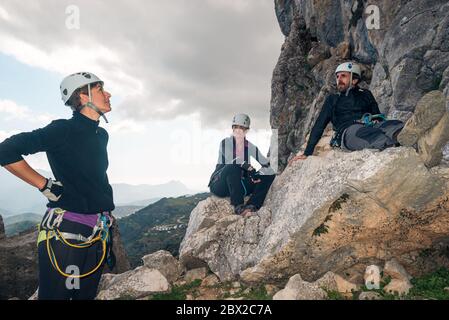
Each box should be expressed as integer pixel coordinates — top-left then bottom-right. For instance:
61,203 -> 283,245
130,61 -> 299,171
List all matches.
84,83 -> 109,123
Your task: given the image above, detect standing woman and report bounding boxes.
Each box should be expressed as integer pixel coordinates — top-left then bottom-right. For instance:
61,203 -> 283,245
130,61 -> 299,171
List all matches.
208,114 -> 275,217
0,72 -> 115,300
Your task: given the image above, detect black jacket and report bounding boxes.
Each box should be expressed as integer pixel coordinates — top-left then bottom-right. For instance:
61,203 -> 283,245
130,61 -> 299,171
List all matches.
0,112 -> 114,214
304,87 -> 380,156
208,136 -> 274,186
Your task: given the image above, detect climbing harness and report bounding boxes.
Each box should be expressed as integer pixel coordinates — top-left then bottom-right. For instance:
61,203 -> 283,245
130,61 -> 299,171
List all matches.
37,208 -> 114,279
330,113 -> 388,149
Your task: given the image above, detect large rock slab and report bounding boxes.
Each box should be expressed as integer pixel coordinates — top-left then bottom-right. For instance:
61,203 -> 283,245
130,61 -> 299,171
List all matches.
96,267 -> 170,300
180,148 -> 449,284
273,274 -> 327,300
142,250 -> 180,283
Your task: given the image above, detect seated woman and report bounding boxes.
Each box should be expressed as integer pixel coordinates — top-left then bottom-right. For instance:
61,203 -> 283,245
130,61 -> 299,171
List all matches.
208,114 -> 275,217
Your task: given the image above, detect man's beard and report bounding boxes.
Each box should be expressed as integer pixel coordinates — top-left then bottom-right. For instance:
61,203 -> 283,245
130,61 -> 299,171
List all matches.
337,83 -> 348,92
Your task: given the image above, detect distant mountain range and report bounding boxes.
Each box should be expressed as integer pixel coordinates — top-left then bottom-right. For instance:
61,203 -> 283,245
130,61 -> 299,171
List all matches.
119,192 -> 210,268
113,181 -> 199,205
0,169 -> 52,215
0,169 -> 203,216
3,213 -> 42,236
0,208 -> 13,218
117,197 -> 162,207
112,206 -> 145,219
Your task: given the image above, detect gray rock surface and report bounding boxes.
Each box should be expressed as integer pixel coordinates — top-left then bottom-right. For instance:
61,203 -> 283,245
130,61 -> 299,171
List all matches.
97,267 -> 170,300
142,250 -> 180,283
272,0 -> 449,171
180,148 -> 449,283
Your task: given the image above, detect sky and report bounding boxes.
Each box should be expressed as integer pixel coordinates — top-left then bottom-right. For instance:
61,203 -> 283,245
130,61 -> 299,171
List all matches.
0,0 -> 284,190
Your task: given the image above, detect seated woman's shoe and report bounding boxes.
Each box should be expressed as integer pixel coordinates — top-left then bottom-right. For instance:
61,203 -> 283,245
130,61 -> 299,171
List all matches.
234,204 -> 247,215
241,204 -> 258,218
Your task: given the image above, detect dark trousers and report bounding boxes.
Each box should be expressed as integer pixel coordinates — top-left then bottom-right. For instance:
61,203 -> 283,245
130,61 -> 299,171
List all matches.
342,120 -> 404,151
209,165 -> 275,209
38,216 -> 105,300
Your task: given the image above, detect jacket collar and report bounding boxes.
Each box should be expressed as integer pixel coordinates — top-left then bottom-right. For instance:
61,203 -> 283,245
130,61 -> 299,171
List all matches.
72,111 -> 100,130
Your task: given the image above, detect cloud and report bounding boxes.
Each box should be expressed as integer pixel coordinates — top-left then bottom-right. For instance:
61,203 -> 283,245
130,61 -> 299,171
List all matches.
0,99 -> 55,124
0,129 -> 19,143
0,0 -> 283,129
107,119 -> 146,134
0,5 -> 11,22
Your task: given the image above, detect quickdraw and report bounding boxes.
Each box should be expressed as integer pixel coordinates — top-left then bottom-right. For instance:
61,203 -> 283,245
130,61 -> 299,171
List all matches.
360,113 -> 387,127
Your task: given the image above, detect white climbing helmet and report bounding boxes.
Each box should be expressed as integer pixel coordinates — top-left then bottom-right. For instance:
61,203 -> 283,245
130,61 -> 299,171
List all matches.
335,62 -> 361,78
60,72 -> 109,123
232,114 -> 251,129
60,72 -> 103,105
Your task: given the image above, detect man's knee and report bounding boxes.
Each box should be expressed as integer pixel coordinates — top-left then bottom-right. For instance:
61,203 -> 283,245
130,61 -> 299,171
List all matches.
344,125 -> 394,151
378,120 -> 404,140
260,174 -> 275,185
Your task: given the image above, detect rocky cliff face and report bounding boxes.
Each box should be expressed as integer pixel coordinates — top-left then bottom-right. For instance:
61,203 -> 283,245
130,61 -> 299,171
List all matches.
272,0 -> 449,171
177,1 -> 449,286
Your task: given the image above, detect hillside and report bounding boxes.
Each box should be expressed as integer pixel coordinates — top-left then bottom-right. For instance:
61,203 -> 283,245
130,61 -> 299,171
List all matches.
119,193 -> 210,267
113,206 -> 145,219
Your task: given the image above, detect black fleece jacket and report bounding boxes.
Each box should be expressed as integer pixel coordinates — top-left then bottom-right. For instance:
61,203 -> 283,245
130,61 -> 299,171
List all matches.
304,87 -> 380,156
0,112 -> 114,214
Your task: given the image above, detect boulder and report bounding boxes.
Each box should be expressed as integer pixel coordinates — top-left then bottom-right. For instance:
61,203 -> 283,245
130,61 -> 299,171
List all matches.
383,279 -> 413,296
184,267 -> 208,283
181,148 -> 449,284
201,274 -> 220,287
96,267 -> 170,300
264,284 -> 280,297
315,272 -> 359,293
398,91 -> 447,146
273,274 -> 327,300
142,250 -> 181,283
384,258 -> 412,282
417,112 -> 449,167
364,265 -> 381,290
396,90 -> 449,168
358,291 -> 382,300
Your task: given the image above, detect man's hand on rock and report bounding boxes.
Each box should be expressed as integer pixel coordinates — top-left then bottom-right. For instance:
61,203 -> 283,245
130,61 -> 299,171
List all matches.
289,154 -> 308,165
